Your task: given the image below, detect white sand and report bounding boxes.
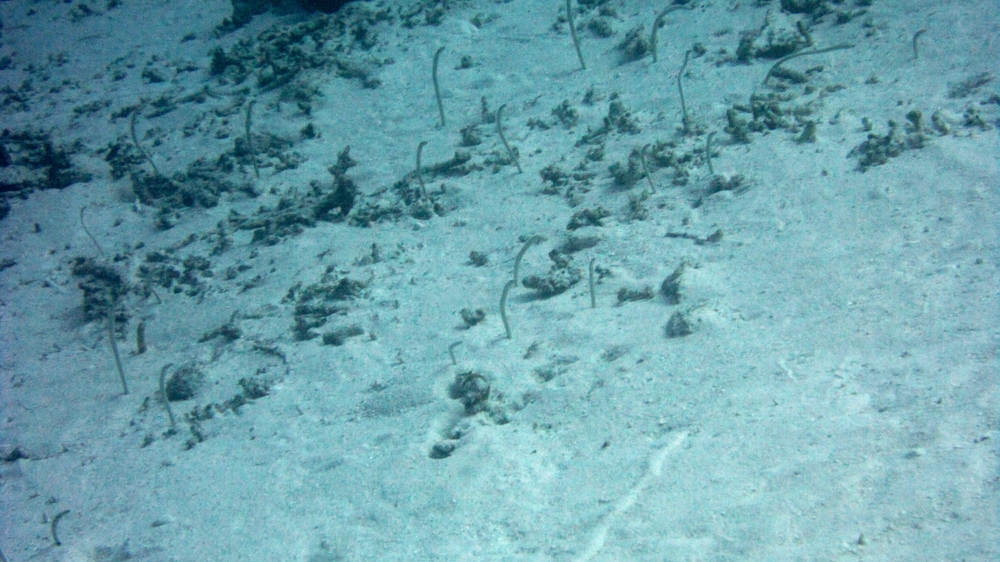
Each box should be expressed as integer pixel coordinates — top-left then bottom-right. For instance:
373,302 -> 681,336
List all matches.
0,0 -> 997,560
